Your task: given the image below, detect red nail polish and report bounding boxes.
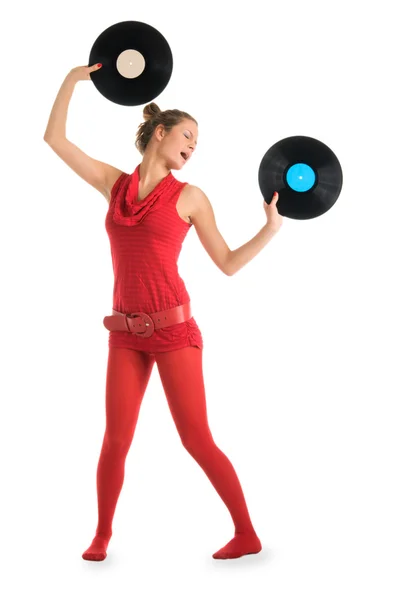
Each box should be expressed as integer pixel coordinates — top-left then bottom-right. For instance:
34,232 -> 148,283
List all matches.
97,63 -> 102,67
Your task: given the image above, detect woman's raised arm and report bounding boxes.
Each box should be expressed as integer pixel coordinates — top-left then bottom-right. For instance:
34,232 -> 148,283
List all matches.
43,66 -> 123,202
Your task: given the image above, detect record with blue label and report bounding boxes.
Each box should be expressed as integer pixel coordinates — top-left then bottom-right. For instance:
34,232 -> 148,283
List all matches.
88,21 -> 173,106
258,136 -> 343,220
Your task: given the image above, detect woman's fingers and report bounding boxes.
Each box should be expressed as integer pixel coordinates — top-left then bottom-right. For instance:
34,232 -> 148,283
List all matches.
88,63 -> 102,72
263,192 -> 279,206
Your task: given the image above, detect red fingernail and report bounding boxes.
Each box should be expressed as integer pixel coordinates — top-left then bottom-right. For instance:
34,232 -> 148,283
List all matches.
97,63 -> 102,67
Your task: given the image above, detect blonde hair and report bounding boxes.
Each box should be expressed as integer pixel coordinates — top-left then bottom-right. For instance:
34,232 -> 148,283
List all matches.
135,102 -> 198,155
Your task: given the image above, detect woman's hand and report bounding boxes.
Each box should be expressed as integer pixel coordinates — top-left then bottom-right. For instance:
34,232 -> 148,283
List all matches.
67,63 -> 102,83
264,192 -> 283,231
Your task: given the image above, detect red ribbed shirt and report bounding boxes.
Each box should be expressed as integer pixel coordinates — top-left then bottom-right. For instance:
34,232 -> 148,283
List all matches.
105,163 -> 203,353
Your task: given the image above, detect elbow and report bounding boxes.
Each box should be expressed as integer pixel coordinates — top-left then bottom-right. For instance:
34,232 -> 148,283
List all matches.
43,133 -> 59,145
224,252 -> 234,276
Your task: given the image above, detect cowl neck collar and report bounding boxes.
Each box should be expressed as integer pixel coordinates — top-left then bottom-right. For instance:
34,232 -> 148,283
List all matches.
112,164 -> 180,226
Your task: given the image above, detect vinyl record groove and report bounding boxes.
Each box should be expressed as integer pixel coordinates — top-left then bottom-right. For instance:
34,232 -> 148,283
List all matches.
258,136 -> 343,220
88,21 -> 173,106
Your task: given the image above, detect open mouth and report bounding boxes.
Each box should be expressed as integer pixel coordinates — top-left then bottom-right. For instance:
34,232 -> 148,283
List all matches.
180,152 -> 188,161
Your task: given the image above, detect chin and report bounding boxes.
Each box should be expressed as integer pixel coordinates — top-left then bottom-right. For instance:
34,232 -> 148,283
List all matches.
168,161 -> 184,171
166,156 -> 187,171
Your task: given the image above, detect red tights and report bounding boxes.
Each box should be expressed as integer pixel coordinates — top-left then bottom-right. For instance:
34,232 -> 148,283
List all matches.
82,345 -> 261,560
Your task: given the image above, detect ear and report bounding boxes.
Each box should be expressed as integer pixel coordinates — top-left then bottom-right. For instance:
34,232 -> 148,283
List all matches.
154,124 -> 165,141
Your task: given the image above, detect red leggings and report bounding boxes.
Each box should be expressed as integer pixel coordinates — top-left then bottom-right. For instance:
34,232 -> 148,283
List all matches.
94,345 -> 256,538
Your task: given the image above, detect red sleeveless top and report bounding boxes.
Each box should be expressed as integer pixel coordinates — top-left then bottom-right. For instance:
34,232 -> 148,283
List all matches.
104,163 -> 203,353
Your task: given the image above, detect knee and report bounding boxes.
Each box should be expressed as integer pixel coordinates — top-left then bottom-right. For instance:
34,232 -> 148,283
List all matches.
102,432 -> 132,458
180,429 -> 215,458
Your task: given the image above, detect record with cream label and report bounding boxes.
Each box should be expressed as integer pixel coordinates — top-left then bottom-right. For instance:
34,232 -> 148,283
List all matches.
88,21 -> 173,106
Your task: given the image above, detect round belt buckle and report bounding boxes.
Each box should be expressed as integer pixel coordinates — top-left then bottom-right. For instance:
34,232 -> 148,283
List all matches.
125,312 -> 155,338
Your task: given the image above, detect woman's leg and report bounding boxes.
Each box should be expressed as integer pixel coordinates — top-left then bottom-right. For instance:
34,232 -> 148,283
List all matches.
154,345 -> 261,559
82,347 -> 155,561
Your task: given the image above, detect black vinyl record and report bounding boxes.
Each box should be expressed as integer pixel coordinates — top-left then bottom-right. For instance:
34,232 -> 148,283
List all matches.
88,21 -> 173,106
258,136 -> 343,220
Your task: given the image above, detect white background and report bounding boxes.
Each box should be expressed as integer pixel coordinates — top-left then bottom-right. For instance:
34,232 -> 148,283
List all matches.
1,0 -> 397,598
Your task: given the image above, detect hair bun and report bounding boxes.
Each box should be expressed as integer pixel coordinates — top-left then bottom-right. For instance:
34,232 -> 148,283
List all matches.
143,102 -> 161,121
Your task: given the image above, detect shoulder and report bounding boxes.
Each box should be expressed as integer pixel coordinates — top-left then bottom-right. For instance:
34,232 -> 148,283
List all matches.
179,185 -> 217,227
183,184 -> 205,198
181,184 -> 209,215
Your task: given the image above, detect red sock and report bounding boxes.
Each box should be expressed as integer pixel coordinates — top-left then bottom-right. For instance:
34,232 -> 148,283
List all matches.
212,531 -> 262,559
83,346 -> 260,560
82,534 -> 110,561
156,347 -> 262,558
82,348 -> 155,561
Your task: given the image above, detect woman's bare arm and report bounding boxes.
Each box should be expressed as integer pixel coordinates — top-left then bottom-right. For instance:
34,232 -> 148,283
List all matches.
43,71 -> 123,201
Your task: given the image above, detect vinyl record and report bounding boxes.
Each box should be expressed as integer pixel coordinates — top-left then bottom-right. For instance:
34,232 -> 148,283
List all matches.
258,136 -> 343,220
88,21 -> 173,106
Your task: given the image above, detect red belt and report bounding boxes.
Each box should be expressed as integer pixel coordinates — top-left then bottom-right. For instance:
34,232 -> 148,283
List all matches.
103,302 -> 192,338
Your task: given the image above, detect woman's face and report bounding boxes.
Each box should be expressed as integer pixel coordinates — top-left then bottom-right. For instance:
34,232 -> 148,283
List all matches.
157,119 -> 198,170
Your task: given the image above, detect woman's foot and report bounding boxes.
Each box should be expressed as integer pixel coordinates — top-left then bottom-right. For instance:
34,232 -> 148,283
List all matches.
82,534 -> 111,561
212,531 -> 262,559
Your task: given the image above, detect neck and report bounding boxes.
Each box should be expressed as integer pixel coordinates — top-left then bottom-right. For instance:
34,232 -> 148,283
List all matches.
138,152 -> 171,186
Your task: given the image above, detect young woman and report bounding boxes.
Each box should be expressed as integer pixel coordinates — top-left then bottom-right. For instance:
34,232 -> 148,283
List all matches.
44,64 -> 283,561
